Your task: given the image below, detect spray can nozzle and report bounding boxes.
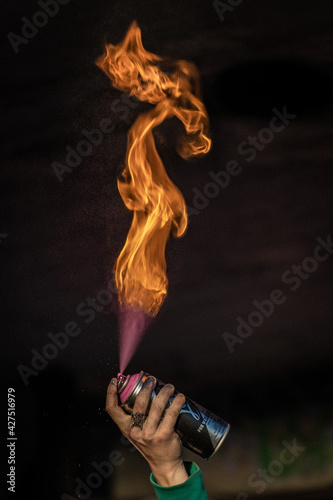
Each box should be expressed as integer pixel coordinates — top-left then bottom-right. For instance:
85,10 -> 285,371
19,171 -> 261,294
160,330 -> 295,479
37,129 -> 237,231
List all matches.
117,372 -> 128,391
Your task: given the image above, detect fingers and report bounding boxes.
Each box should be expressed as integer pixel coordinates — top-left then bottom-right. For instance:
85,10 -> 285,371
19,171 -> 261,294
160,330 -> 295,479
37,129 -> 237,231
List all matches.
132,375 -> 156,415
105,378 -> 129,433
158,392 -> 186,434
144,384 -> 176,435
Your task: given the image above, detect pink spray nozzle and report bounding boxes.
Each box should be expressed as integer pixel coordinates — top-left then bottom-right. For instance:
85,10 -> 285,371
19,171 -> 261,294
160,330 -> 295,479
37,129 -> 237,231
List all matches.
117,372 -> 127,390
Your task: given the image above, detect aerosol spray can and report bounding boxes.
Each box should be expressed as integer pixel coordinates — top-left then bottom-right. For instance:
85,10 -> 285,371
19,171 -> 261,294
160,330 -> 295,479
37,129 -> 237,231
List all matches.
117,371 -> 230,460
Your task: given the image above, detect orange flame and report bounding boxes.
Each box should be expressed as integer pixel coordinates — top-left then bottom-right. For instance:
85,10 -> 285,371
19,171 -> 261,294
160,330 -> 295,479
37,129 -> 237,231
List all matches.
96,21 -> 211,316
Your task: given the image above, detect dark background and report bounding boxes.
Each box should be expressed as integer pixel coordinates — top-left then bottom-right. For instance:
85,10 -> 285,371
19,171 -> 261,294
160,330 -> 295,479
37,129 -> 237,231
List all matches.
1,0 -> 333,499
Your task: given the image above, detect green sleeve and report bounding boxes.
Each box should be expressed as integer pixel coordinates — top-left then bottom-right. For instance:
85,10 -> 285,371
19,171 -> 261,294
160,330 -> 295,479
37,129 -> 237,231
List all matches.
150,462 -> 209,500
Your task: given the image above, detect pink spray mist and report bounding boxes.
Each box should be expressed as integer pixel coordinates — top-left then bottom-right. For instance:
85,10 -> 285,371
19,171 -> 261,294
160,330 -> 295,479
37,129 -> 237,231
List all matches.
118,309 -> 151,373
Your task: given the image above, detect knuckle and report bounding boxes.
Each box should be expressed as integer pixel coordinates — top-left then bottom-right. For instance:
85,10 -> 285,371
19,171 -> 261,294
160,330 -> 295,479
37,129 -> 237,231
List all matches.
155,429 -> 169,442
141,429 -> 153,441
129,427 -> 140,440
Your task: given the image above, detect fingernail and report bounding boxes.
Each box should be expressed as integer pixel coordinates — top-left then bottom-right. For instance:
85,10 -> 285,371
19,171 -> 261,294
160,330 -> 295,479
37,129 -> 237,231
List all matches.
111,378 -> 117,387
145,376 -> 155,388
165,383 -> 174,389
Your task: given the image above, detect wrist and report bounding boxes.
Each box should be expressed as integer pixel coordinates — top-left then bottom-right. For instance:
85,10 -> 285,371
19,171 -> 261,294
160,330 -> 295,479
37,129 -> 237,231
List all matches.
150,460 -> 189,487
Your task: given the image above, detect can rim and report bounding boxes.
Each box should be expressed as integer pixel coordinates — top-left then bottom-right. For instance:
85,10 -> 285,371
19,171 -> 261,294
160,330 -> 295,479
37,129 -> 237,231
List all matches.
124,371 -> 148,407
206,422 -> 231,460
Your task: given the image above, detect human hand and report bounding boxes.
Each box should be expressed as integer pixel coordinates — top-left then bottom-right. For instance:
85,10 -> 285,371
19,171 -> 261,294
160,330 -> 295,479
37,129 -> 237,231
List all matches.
106,376 -> 188,486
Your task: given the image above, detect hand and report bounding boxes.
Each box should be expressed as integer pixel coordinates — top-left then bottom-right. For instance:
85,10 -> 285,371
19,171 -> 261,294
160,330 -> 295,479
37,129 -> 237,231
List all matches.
106,376 -> 188,486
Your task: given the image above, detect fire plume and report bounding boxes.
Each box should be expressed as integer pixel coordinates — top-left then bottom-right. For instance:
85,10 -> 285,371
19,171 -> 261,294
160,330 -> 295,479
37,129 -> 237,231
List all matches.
96,22 -> 211,317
